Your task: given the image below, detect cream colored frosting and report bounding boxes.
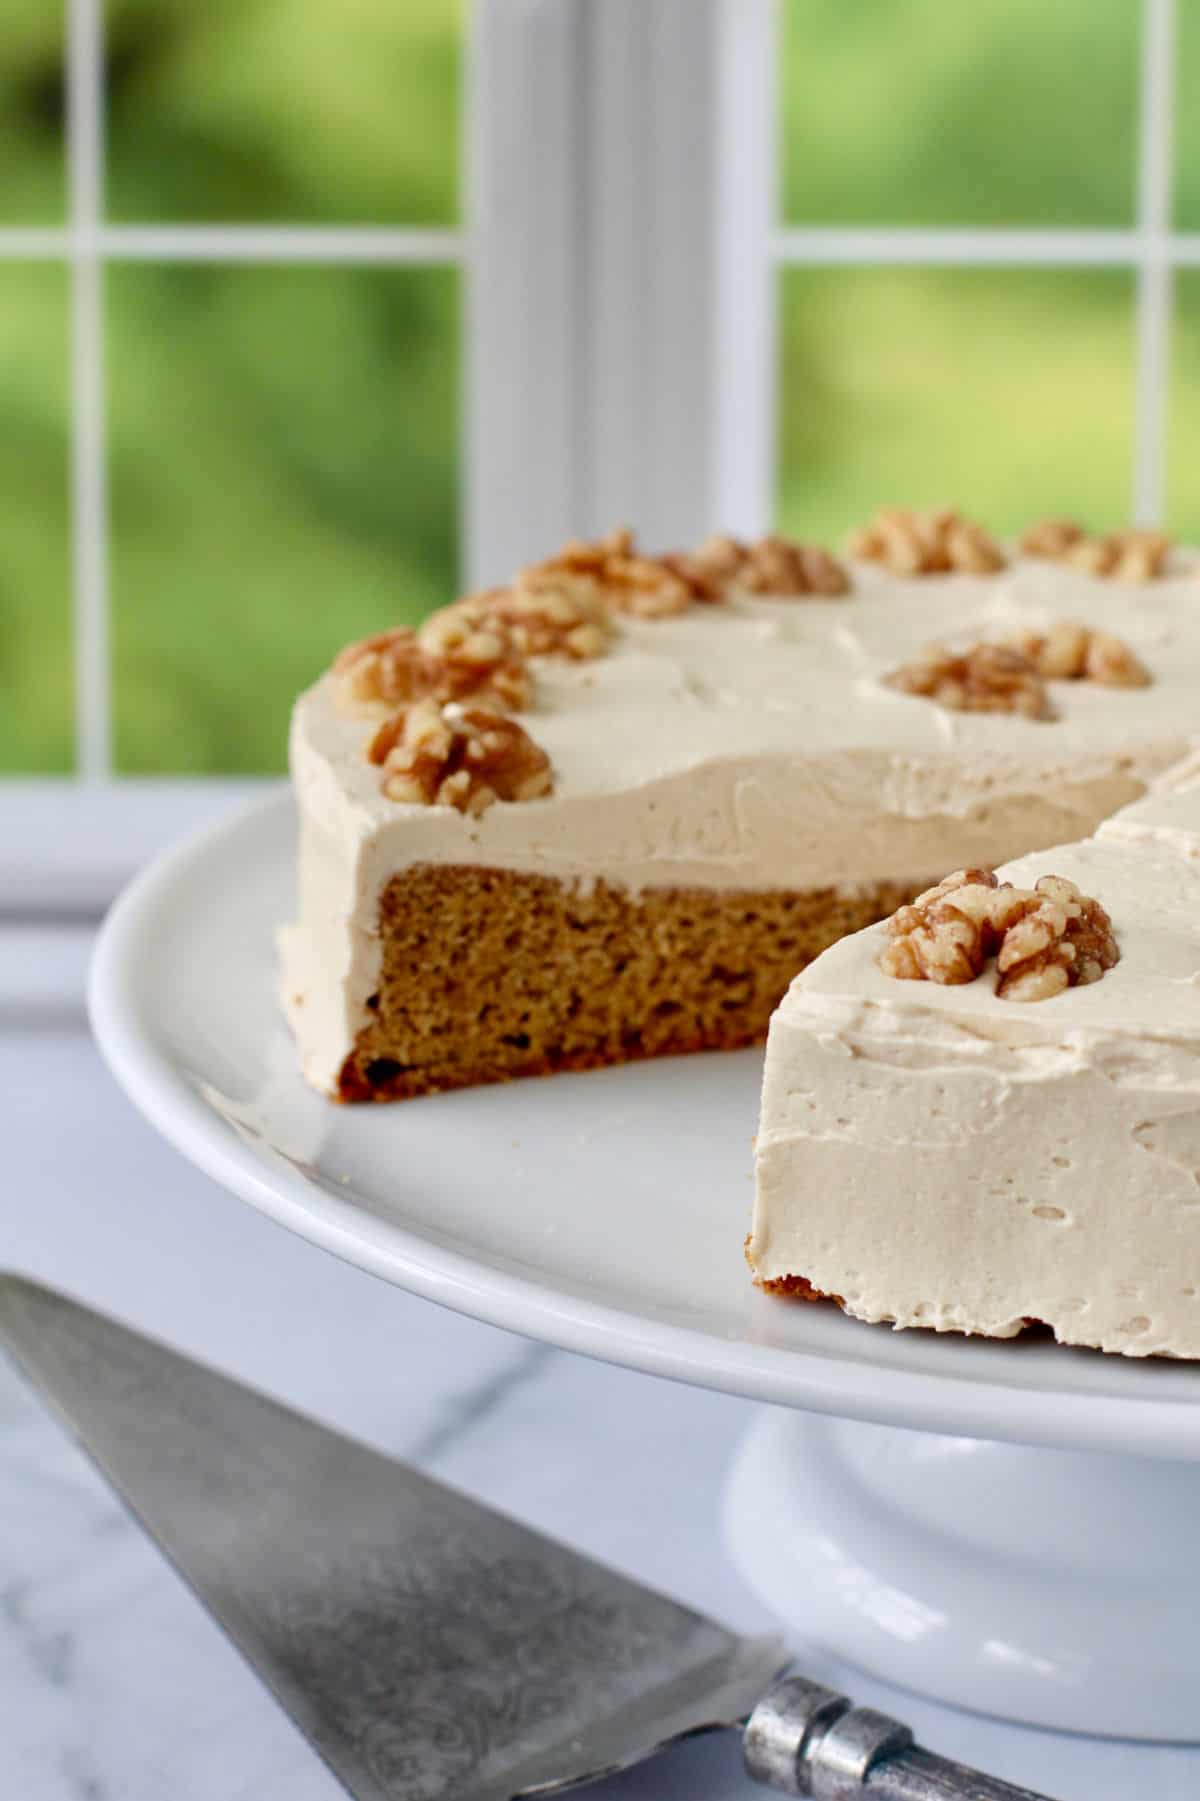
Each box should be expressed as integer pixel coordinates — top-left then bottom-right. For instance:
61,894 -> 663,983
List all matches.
749,776 -> 1200,1357
284,553 -> 1200,1096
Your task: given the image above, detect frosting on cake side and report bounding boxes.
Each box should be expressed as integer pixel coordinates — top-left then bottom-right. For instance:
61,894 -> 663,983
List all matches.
749,759 -> 1200,1357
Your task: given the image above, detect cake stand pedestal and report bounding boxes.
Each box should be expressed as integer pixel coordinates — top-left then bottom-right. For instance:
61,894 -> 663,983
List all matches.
725,1406 -> 1198,1741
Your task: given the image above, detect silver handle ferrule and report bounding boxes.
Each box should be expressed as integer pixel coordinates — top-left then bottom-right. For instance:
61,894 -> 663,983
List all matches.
744,1676 -> 1057,1801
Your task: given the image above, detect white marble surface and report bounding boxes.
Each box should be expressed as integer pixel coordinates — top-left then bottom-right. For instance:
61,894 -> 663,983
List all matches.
1,926 -> 1197,1801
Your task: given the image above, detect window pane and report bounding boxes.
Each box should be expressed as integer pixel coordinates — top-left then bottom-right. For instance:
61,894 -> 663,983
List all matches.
1174,8 -> 1200,228
0,265 -> 71,773
110,264 -> 458,774
780,0 -> 1138,228
104,0 -> 462,225
1168,274 -> 1200,537
0,4 -> 65,222
778,269 -> 1135,541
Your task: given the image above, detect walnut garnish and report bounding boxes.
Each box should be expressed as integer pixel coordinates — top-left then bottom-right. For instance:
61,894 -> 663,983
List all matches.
1003,620 -> 1151,689
1084,630 -> 1151,686
994,876 -> 1119,1001
1071,529 -> 1170,584
519,525 -> 849,616
846,507 -> 1006,576
1019,518 -> 1086,559
655,550 -> 728,603
882,642 -> 1051,719
500,578 -> 612,655
690,532 -> 850,598
880,869 -> 1118,1002
333,624 -> 532,715
1021,519 -> 1171,583
880,869 -> 1002,984
423,582 -> 611,663
521,528 -> 693,619
367,699 -> 553,815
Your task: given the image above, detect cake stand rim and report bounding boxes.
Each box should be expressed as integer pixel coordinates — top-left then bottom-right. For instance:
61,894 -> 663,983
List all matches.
88,788 -> 1200,1463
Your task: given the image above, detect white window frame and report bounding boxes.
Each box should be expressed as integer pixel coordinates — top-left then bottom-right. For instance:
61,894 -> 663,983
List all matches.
0,0 -> 1184,912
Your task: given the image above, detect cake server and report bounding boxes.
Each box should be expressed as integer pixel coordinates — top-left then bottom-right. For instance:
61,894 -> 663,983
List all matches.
0,1275 -> 1054,1801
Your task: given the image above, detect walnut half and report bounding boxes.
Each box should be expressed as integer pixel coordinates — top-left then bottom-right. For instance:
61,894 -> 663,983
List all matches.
519,525 -> 850,615
521,528 -> 694,620
879,870 -> 1002,985
422,583 -> 611,663
690,533 -> 851,598
367,699 -> 553,816
847,507 -> 1006,576
332,623 -> 532,715
993,875 -> 1119,1001
882,642 -> 1052,720
1003,621 -> 1151,689
1020,518 -> 1171,583
880,869 -> 1118,1002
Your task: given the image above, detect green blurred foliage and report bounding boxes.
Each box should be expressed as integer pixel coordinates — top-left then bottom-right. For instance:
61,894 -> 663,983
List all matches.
778,270 -> 1136,541
0,2 -> 1192,774
105,0 -> 461,224
0,0 -> 462,775
1168,276 -> 1200,540
0,266 -> 71,771
0,2 -> 63,222
1173,8 -> 1200,230
109,263 -> 458,774
781,0 -> 1138,227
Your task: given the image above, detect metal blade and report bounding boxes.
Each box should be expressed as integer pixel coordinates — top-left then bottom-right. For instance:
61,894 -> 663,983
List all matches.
0,1275 -> 785,1801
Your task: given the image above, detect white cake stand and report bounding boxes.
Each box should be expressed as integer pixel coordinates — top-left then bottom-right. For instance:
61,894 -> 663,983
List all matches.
89,791 -> 1200,1742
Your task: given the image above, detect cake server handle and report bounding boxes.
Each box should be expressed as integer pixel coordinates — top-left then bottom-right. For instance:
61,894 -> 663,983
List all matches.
743,1675 -> 1056,1801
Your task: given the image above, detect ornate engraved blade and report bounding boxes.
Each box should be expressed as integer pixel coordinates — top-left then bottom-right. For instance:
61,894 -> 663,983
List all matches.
0,1276 -> 785,1801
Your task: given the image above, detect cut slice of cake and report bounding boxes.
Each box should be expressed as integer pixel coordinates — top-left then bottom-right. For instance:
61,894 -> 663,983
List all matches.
283,513 -> 1199,1104
748,763 -> 1200,1357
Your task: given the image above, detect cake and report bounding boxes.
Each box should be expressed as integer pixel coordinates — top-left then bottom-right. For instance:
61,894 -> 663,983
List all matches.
283,513 -> 1200,1113
747,757 -> 1200,1357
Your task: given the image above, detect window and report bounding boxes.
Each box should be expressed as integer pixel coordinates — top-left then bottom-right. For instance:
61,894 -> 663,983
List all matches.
0,0 -> 1187,859
3,0 -> 462,783
775,0 -> 1178,538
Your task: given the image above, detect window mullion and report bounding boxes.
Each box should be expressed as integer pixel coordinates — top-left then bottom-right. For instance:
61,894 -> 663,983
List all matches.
1132,0 -> 1177,526
464,0 -> 585,587
66,0 -> 112,782
713,0 -> 777,537
465,0 -> 776,588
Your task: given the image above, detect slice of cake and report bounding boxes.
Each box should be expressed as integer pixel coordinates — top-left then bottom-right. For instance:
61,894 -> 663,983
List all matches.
747,761 -> 1200,1357
283,512 -> 1198,1104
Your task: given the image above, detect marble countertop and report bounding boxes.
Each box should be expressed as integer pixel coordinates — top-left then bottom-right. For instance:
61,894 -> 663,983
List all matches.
2,924 -> 1196,1801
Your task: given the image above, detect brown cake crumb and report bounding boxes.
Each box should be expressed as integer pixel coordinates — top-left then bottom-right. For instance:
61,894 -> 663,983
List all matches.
847,506 -> 1006,576
340,868 -> 927,1101
880,869 -> 1118,1002
367,699 -> 553,815
882,642 -> 1051,719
